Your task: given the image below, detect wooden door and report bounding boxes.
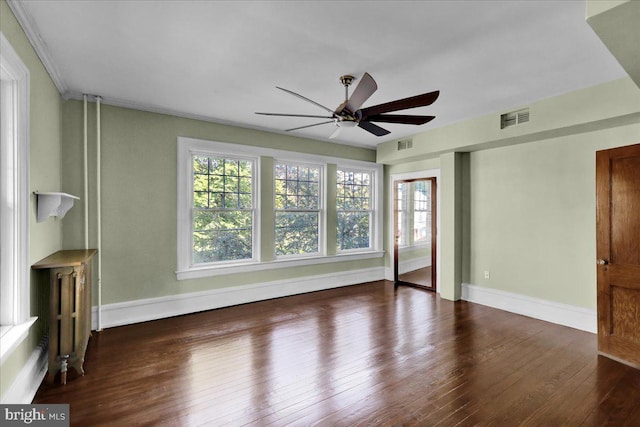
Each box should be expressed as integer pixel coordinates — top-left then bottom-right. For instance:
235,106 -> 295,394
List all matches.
596,143 -> 640,368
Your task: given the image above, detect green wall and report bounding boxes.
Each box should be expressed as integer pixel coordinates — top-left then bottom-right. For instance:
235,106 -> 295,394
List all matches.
379,77 -> 640,309
0,0 -> 64,400
377,78 -> 640,165
468,122 -> 640,308
61,101 -> 380,305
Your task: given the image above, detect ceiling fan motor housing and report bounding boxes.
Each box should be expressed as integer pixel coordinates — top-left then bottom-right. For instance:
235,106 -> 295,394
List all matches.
339,75 -> 354,87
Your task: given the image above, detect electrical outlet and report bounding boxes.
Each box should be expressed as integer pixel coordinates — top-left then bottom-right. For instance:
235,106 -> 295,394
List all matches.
484,270 -> 490,279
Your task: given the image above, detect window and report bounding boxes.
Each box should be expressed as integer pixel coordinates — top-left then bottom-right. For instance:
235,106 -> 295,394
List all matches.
177,137 -> 383,280
191,155 -> 256,265
395,182 -> 408,247
274,162 -> 322,257
396,180 -> 432,248
412,180 -> 431,245
337,169 -> 372,251
1,32 -> 33,363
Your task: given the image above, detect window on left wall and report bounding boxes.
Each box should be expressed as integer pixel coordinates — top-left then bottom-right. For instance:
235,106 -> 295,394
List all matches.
1,32 -> 34,362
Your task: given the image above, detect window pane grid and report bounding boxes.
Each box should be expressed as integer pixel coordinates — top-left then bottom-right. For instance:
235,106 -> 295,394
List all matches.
192,155 -> 254,264
193,156 -> 253,210
275,162 -> 321,256
275,164 -> 320,211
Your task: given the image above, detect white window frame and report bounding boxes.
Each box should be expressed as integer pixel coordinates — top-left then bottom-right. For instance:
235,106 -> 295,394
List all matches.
177,139 -> 260,274
273,159 -> 325,259
191,152 -> 258,266
396,179 -> 432,250
0,32 -> 35,364
176,137 -> 383,281
411,180 -> 432,246
336,167 -> 376,253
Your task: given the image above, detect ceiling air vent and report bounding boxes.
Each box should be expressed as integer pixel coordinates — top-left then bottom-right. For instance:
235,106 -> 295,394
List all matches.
397,139 -> 413,151
500,108 -> 530,129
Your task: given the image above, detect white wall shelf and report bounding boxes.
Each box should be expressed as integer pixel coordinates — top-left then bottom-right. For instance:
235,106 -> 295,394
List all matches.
34,192 -> 79,222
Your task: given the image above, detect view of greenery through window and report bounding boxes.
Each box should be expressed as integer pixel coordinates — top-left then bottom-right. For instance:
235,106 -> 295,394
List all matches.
192,155 -> 253,263
190,153 -> 376,266
274,163 -> 320,256
337,169 -> 371,250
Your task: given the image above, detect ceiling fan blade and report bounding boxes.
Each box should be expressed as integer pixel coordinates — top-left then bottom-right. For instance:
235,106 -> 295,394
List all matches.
329,126 -> 342,139
358,121 -> 390,137
344,72 -> 377,113
276,86 -> 336,115
256,112 -> 335,119
285,120 -> 335,132
366,114 -> 435,125
359,90 -> 440,118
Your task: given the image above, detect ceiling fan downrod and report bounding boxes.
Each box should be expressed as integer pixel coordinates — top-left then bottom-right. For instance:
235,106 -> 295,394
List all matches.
339,75 -> 354,102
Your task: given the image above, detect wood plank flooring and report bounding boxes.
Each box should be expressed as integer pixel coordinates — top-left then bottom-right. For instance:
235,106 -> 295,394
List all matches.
33,281 -> 640,426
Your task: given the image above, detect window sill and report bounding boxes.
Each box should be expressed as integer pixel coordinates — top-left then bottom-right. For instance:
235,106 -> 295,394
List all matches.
0,317 -> 38,364
176,250 -> 385,281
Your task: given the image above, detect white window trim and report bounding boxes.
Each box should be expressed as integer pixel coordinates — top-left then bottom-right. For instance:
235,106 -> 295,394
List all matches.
0,32 -> 34,364
176,137 -> 383,280
193,151 -> 259,265
274,159 -> 325,259
178,143 -> 261,272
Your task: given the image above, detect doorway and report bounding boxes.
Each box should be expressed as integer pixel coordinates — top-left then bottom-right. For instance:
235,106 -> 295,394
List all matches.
394,177 -> 437,291
596,143 -> 640,368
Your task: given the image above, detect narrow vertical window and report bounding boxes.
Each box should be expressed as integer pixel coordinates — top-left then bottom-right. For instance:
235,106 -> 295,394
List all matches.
395,182 -> 408,247
1,32 -> 31,354
336,169 -> 372,251
192,155 -> 254,264
412,180 -> 431,245
274,162 -> 321,256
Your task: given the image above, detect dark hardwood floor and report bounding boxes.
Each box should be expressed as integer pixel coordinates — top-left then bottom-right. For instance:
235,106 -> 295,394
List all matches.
34,281 -> 640,426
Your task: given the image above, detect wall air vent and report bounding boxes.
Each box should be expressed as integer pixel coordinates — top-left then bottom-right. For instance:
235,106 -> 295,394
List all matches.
500,108 -> 530,129
397,139 -> 413,151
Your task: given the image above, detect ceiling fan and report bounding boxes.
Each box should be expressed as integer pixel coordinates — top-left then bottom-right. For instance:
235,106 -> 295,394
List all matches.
256,73 -> 439,139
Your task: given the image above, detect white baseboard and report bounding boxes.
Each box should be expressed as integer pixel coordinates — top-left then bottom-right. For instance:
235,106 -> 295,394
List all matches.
461,283 -> 597,333
1,336 -> 48,404
93,267 -> 385,330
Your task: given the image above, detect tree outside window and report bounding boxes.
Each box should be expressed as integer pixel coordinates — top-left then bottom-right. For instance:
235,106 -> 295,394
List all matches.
274,163 -> 321,256
337,169 -> 372,251
192,155 -> 254,264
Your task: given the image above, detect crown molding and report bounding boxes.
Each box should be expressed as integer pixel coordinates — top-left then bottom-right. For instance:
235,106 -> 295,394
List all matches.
6,0 -> 68,96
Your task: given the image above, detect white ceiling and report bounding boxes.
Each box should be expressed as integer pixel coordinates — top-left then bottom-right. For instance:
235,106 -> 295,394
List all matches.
14,0 -> 626,148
